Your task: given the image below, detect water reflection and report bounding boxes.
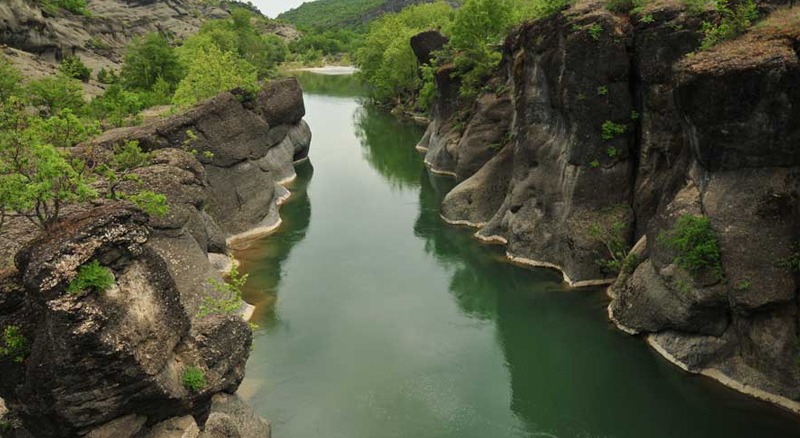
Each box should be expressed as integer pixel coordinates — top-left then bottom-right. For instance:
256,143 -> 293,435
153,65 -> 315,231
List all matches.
292,71 -> 369,98
353,104 -> 426,190
238,72 -> 800,438
237,162 -> 314,324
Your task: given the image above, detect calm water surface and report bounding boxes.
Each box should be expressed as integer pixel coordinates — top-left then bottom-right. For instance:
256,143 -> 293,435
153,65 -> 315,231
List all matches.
236,72 -> 800,438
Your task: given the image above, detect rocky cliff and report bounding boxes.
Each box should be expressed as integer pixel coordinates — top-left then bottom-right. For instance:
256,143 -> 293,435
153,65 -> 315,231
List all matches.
0,0 -> 295,95
415,0 -> 800,414
0,78 -> 311,437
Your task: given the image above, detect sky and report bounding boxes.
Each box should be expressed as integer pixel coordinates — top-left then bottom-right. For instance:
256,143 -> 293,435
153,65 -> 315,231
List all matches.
251,0 -> 310,18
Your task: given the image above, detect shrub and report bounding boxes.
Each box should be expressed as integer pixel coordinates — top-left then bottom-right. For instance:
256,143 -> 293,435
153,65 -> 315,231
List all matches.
685,0 -> 709,14
589,23 -> 603,40
0,325 -> 29,363
96,68 -> 118,84
658,215 -> 722,277
606,0 -> 647,14
120,33 -> 185,92
198,258 -> 248,317
601,120 -> 626,140
777,245 -> 800,272
0,99 -> 98,230
66,260 -> 114,295
447,0 -> 514,98
699,0 -> 758,50
40,0 -> 90,16
182,366 -> 207,392
0,56 -> 22,104
589,219 -> 632,274
59,56 -> 92,82
87,36 -> 111,51
34,108 -> 101,148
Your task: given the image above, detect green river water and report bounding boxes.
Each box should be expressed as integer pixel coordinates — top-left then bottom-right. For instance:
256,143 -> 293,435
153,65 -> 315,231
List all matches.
235,72 -> 800,438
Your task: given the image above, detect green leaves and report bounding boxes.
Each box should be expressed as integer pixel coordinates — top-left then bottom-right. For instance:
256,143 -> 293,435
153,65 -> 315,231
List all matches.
0,100 -> 98,230
120,33 -> 185,92
59,56 -> 92,83
182,366 -> 207,392
699,0 -> 758,50
198,258 -> 248,318
601,120 -> 627,140
0,325 -> 29,364
658,215 -> 722,278
173,45 -> 258,107
0,56 -> 22,105
66,260 -> 115,296
354,2 -> 454,103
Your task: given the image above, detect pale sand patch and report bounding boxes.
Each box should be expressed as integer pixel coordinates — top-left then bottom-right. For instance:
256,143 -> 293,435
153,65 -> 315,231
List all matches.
295,66 -> 359,75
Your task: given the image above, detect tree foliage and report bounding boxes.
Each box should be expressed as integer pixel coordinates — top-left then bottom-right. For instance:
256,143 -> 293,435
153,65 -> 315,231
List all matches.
26,75 -> 86,117
120,33 -> 185,92
0,56 -> 22,104
0,61 -> 168,235
278,0 -> 386,29
181,8 -> 287,79
173,45 -> 257,106
59,56 -> 92,82
354,2 -> 454,103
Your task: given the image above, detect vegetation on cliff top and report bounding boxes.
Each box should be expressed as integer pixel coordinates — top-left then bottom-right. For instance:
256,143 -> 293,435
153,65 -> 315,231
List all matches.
278,0 -> 389,29
0,56 -> 169,234
354,0 -> 566,106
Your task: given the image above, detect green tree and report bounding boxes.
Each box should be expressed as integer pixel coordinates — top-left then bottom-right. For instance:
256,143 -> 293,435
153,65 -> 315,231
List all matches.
173,45 -> 257,106
0,56 -> 22,104
0,99 -> 97,230
120,33 -> 185,92
26,75 -> 86,117
354,2 -> 454,103
446,0 -> 513,97
59,56 -> 92,82
181,9 -> 287,79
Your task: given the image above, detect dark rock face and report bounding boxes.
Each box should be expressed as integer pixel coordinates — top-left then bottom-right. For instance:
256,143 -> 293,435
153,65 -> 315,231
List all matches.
410,30 -> 449,66
93,78 -> 311,238
427,0 -> 800,409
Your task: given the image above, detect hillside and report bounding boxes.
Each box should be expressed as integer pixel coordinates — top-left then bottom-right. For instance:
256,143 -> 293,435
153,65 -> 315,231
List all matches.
0,0 -> 293,96
277,0 -> 442,29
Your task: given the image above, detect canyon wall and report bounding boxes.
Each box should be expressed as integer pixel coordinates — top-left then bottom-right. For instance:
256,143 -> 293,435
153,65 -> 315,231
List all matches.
416,0 -> 800,412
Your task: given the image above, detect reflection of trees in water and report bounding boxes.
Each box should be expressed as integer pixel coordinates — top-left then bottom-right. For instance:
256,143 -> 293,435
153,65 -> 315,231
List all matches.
290,72 -> 369,98
235,162 -> 314,326
413,170 -> 564,322
352,104 -> 426,190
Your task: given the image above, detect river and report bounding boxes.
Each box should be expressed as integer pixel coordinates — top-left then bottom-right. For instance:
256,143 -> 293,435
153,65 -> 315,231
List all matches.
235,71 -> 800,438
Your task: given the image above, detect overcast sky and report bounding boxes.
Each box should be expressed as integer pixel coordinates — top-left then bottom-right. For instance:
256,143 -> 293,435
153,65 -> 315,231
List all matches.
250,0 -> 311,18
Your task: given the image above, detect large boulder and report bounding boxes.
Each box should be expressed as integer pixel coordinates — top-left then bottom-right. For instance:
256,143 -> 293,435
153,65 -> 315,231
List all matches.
92,80 -> 311,239
0,205 -> 252,438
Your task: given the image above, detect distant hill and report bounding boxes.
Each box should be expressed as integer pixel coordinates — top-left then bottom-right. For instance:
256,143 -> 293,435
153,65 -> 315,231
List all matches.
277,0 -> 439,29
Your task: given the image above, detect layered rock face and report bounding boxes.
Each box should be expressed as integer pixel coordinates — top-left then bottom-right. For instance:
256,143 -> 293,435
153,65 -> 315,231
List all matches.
419,0 -> 800,411
0,79 -> 311,437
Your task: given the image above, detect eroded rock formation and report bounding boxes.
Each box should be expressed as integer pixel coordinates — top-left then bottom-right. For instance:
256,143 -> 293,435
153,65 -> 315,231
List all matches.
0,79 -> 311,437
